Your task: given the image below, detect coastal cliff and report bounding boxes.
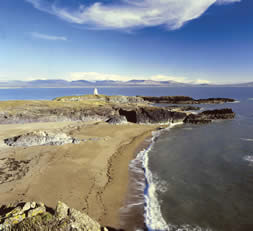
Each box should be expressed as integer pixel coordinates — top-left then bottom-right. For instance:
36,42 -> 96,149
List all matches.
0,95 -> 235,125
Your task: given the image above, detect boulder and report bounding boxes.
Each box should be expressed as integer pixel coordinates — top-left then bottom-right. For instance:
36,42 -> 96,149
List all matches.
27,206 -> 46,218
56,201 -> 69,220
68,207 -> 101,231
4,131 -> 80,147
0,201 -> 108,231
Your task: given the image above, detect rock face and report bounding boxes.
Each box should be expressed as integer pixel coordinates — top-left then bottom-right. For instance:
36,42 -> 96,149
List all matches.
119,107 -> 187,124
140,96 -> 236,104
184,108 -> 235,124
4,131 -> 80,147
0,201 -> 107,231
0,104 -> 116,124
106,115 -> 128,125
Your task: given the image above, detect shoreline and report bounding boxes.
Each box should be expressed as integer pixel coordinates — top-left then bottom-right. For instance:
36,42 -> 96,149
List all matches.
100,128 -> 158,229
0,121 -> 161,230
119,131 -> 154,231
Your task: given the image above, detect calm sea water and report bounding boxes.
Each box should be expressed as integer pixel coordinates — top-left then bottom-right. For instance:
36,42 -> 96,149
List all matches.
1,87 -> 253,231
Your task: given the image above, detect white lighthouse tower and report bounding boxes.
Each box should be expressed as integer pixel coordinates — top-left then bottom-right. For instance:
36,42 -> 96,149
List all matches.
93,88 -> 98,95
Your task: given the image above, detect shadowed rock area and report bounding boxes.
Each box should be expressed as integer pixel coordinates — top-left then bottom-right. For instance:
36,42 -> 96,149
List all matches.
140,96 -> 236,104
106,115 -> 128,125
118,107 -> 187,124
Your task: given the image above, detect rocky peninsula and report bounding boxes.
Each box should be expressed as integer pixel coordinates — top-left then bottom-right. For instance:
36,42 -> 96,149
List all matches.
0,94 -> 236,230
140,96 -> 236,104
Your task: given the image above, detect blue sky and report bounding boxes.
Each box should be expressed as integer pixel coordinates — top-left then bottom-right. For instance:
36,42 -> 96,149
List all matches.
0,0 -> 252,83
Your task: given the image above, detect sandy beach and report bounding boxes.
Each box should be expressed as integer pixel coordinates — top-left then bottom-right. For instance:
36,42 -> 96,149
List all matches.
0,121 -> 160,229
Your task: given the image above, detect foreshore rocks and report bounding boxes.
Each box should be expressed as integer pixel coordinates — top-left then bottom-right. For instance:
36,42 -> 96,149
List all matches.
0,201 -> 108,231
140,96 -> 236,104
184,108 -> 235,124
4,131 -> 80,147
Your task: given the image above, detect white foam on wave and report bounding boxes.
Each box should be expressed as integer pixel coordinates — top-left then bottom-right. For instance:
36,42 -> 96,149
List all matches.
243,155 -> 253,163
248,98 -> 253,101
240,138 -> 253,142
136,122 -> 213,231
231,100 -> 240,103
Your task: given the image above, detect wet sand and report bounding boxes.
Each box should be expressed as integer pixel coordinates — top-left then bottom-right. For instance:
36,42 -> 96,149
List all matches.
0,121 -> 160,229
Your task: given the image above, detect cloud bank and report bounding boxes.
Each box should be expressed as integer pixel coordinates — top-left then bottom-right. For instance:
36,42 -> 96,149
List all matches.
31,32 -> 67,41
26,0 -> 240,30
68,72 -> 211,84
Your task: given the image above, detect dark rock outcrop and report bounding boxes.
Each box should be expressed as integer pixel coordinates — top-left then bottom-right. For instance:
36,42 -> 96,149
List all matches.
140,96 -> 236,104
4,131 -> 80,147
119,107 -> 187,124
184,108 -> 235,124
106,115 -> 128,125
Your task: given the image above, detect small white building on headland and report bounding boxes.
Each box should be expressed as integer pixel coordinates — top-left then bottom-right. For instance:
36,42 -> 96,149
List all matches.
93,88 -> 99,95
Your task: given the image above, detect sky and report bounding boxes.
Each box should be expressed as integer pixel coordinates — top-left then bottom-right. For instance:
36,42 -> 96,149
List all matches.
0,0 -> 252,84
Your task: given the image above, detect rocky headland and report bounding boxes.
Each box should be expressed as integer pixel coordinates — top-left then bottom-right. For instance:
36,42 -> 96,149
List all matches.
184,108 -> 235,124
0,94 -> 236,230
0,94 -> 235,125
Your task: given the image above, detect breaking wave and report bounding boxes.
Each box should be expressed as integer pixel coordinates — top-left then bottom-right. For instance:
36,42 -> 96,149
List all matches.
243,155 -> 253,163
133,122 -> 213,231
240,138 -> 253,142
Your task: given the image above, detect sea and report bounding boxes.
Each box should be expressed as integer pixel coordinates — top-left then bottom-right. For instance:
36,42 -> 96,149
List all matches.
1,87 -> 253,231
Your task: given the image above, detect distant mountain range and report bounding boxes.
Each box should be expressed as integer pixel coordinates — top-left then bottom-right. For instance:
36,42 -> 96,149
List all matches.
0,79 -> 252,88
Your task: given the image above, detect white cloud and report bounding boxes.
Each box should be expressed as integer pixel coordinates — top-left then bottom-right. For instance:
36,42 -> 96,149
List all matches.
26,0 -> 240,30
67,72 -> 211,84
31,32 -> 67,41
193,79 -> 211,84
